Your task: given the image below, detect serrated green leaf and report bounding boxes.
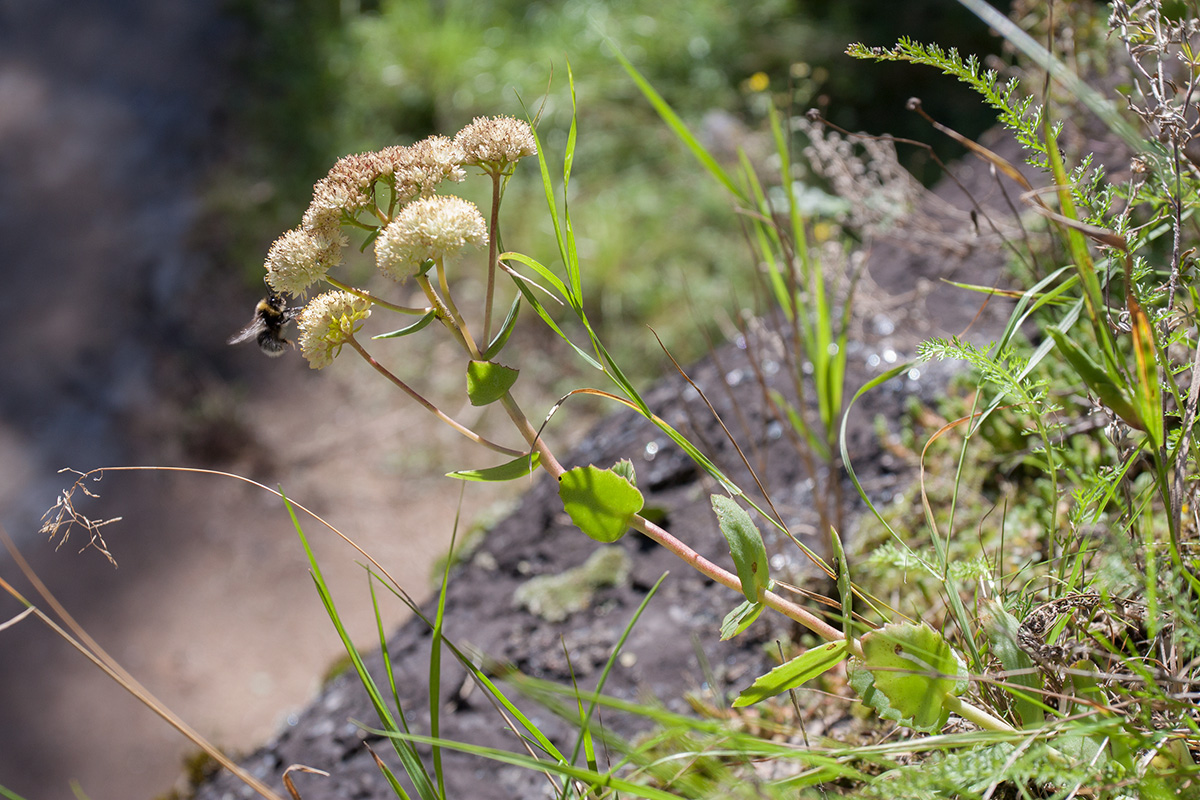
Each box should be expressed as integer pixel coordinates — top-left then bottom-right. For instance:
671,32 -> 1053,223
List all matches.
732,641 -> 849,707
719,599 -> 765,641
558,465 -> 644,543
849,621 -> 968,732
711,494 -> 770,603
466,360 -> 519,407
372,309 -> 437,340
446,452 -> 540,482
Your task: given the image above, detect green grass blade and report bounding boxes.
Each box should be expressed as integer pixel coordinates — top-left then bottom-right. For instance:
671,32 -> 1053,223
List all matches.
370,576 -> 412,738
0,784 -> 30,800
839,361 -> 918,541
368,749 -> 414,800
561,62 -> 584,305
504,268 -> 603,370
609,43 -> 742,198
568,572 -> 668,769
365,728 -> 684,800
428,532 -> 458,799
281,491 -> 438,800
366,573 -> 572,767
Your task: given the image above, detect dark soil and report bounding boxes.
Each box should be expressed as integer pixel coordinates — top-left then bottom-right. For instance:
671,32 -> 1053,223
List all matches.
191,133 -> 1030,800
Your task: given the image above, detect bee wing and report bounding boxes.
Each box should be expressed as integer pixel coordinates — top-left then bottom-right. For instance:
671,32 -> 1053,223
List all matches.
228,319 -> 266,345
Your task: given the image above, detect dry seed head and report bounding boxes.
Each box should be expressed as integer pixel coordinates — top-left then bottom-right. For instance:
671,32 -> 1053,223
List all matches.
374,195 -> 487,283
454,116 -> 537,169
380,136 -> 467,205
296,290 -> 372,369
304,150 -> 389,239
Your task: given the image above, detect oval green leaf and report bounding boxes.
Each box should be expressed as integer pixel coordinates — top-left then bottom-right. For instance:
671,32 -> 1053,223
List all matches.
466,360 -> 519,406
710,494 -> 769,603
558,465 -> 644,543
849,621 -> 968,732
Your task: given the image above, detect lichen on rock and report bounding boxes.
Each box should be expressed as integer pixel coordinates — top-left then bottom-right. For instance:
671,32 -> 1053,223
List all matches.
514,546 -> 631,623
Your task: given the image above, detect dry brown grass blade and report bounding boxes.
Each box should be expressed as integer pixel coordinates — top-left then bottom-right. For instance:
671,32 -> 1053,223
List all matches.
1020,186 -> 1130,251
0,606 -> 34,633
282,764 -> 330,800
0,520 -> 287,800
919,409 -> 986,544
1,464 -> 437,800
907,97 -> 1036,193
908,98 -> 1132,257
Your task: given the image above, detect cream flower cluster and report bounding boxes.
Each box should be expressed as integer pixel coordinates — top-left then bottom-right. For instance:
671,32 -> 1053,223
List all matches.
454,115 -> 538,169
375,195 -> 488,283
296,291 -> 372,369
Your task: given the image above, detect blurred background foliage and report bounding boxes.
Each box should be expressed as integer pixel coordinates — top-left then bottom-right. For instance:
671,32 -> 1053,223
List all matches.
215,0 -> 1012,371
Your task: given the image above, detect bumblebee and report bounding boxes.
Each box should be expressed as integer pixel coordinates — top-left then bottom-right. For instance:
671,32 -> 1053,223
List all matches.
228,292 -> 299,357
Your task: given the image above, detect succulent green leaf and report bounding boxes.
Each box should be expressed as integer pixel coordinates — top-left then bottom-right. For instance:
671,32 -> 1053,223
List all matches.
849,621 -> 969,732
482,296 -> 521,360
710,494 -> 770,603
719,599 -> 765,641
466,360 -> 519,407
732,640 -> 849,707
446,452 -> 540,482
558,465 -> 644,543
372,309 -> 437,340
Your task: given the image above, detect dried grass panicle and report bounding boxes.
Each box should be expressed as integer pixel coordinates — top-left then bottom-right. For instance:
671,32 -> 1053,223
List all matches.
38,468 -> 121,566
796,116 -> 972,249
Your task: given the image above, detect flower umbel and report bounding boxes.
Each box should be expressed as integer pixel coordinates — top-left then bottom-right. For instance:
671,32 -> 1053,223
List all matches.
264,228 -> 342,296
374,195 -> 488,282
454,116 -> 537,170
296,291 -> 372,369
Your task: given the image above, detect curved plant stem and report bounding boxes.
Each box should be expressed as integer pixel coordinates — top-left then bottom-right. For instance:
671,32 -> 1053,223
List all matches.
325,277 -> 430,316
416,273 -> 482,359
346,335 -> 523,457
491,388 -> 857,653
